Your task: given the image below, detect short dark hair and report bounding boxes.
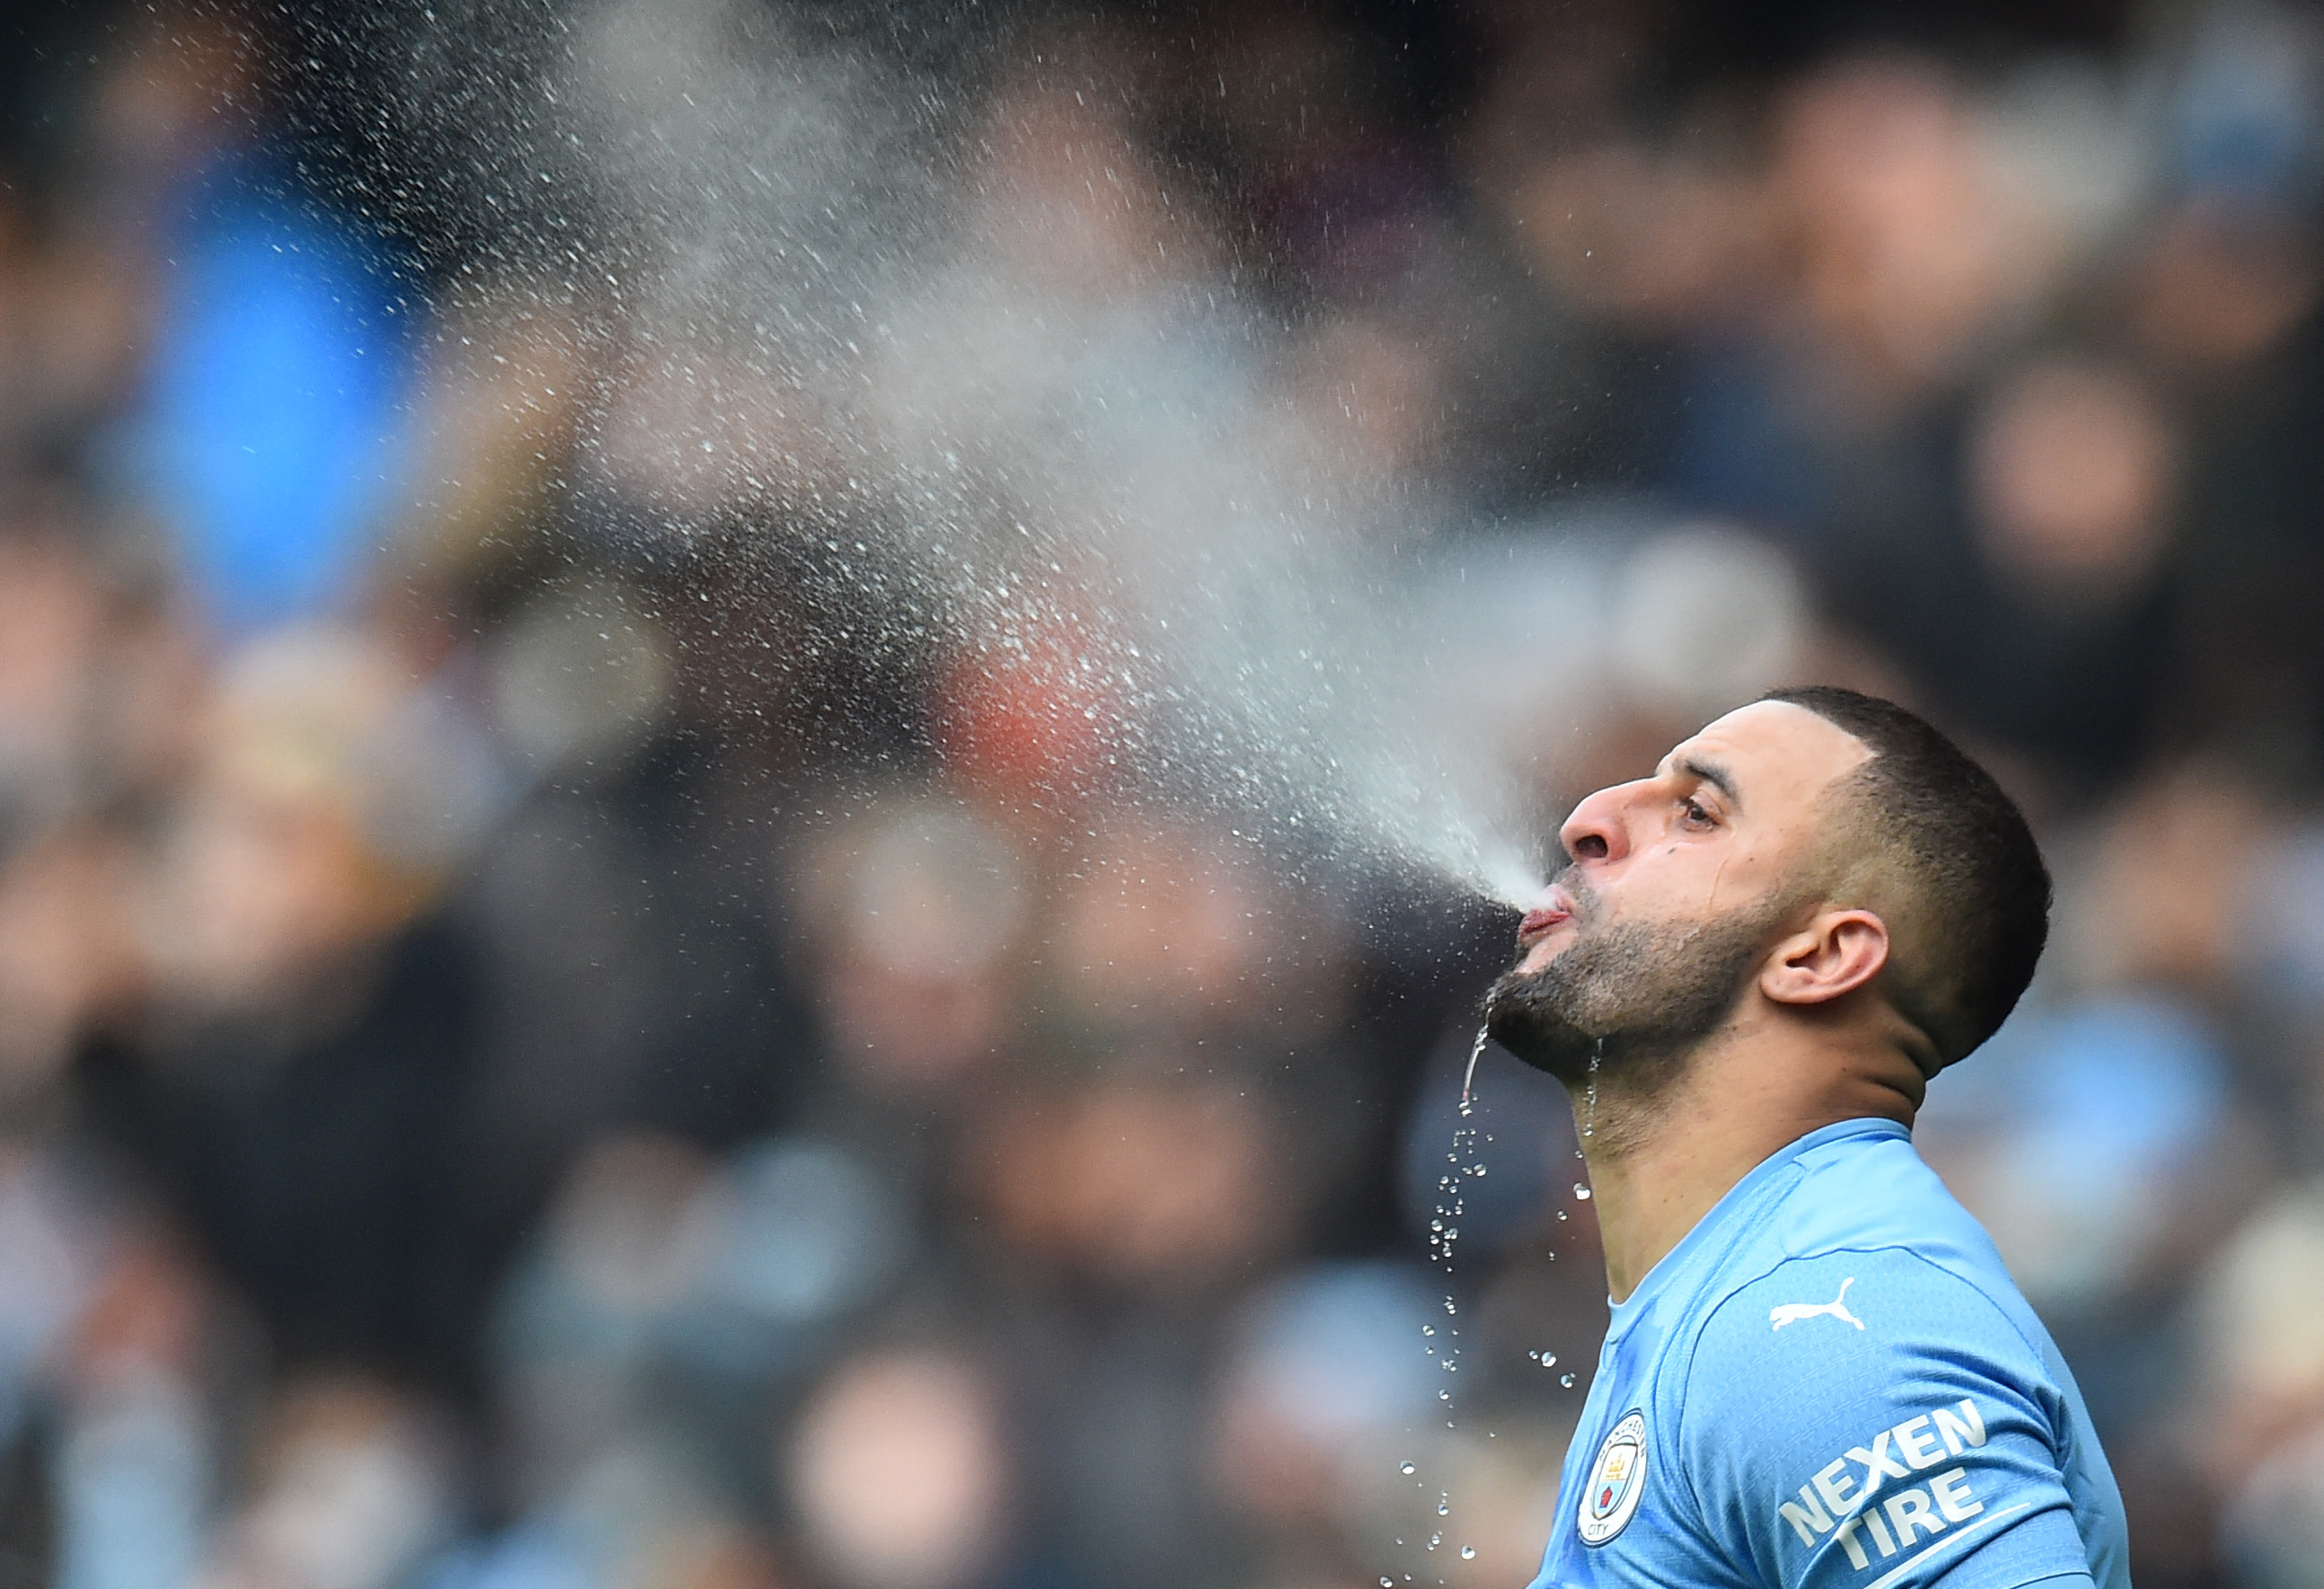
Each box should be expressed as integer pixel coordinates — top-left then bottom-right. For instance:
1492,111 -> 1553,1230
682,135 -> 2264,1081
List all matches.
1761,685 -> 2050,1070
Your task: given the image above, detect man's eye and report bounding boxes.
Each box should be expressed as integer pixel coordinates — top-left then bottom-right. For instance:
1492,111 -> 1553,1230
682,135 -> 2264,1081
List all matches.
1682,799 -> 1712,825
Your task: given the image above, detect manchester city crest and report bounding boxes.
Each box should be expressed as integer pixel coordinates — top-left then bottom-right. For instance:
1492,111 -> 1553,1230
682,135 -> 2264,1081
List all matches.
1577,1410 -> 1648,1545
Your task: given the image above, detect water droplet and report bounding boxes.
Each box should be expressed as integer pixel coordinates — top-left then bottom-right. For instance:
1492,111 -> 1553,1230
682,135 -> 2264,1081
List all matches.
1555,1209 -> 1568,1221
1382,1578 -> 1395,1586
1436,1499 -> 1449,1515
1460,1547 -> 1476,1560
1539,1352 -> 1557,1368
1560,1373 -> 1576,1388
1427,1533 -> 1442,1550
1438,1389 -> 1451,1401
1398,1461 -> 1416,1475
1422,1325 -> 1435,1337
1574,1182 -> 1591,1200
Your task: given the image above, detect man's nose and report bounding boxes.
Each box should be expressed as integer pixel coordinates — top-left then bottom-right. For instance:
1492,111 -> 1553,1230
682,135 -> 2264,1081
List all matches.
1558,781 -> 1639,867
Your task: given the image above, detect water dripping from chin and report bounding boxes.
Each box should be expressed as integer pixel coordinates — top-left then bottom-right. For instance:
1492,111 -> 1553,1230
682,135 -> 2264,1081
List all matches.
1459,1022 -> 1490,1111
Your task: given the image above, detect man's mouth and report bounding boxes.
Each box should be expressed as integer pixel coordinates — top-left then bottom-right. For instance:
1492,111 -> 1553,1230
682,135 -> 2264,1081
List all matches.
1517,886 -> 1577,947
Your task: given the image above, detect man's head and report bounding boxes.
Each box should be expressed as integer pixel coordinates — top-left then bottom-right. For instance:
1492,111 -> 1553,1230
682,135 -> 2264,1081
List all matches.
1485,687 -> 2048,1087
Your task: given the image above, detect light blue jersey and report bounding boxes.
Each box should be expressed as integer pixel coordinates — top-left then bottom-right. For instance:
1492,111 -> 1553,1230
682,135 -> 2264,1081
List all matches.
1528,1119 -> 2130,1588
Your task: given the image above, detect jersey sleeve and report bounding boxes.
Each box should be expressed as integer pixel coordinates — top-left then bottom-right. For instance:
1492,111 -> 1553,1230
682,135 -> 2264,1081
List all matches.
1672,1248 -> 2097,1589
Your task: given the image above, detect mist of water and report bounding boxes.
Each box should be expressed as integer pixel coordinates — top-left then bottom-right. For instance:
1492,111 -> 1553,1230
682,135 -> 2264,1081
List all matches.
385,0 -> 1545,905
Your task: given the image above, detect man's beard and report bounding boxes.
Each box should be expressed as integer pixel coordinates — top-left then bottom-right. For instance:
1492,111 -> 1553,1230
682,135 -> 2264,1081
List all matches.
1483,893 -> 1787,1086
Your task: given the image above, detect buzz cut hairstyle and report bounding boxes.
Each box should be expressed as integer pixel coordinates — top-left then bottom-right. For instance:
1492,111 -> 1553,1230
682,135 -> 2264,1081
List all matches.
1759,685 -> 2051,1071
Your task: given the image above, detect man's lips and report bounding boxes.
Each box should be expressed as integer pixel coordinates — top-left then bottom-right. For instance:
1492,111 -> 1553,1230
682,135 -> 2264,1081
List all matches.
1517,887 -> 1577,945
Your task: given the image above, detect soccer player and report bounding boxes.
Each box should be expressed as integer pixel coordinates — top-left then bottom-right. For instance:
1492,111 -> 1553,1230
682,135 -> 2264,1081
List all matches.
1486,687 -> 2130,1587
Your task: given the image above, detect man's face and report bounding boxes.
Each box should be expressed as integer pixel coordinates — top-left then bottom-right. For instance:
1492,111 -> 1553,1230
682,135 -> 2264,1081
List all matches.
1484,702 -> 1873,1081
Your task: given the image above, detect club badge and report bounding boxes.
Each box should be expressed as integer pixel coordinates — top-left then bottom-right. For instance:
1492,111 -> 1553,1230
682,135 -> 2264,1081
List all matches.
1577,1410 -> 1648,1545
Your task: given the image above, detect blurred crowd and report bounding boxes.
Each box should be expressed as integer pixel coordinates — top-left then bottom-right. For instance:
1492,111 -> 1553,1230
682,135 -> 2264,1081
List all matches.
4,1 -> 2324,1587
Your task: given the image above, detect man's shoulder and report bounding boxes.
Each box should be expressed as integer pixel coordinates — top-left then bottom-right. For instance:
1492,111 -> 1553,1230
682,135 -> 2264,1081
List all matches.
1658,1129 -> 2070,1466
1672,1131 -> 2059,1406
1659,1248 -> 2097,1587
1668,1126 -> 2035,1358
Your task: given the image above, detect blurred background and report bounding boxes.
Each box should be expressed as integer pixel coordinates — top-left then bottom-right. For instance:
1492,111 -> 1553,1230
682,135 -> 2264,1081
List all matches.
1,0 -> 2322,1585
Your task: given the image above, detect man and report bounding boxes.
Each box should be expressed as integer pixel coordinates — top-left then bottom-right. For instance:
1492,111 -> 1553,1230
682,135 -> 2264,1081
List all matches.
1487,686 -> 2129,1588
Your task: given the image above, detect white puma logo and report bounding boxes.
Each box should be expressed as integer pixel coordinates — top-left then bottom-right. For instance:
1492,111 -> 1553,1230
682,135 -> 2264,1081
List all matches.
1769,1276 -> 1864,1331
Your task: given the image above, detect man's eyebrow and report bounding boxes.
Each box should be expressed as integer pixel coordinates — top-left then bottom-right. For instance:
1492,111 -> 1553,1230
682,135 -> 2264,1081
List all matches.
1675,755 -> 1742,808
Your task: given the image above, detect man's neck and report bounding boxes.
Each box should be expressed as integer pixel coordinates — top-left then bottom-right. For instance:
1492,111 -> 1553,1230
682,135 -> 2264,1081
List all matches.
1573,1029 -> 1916,1304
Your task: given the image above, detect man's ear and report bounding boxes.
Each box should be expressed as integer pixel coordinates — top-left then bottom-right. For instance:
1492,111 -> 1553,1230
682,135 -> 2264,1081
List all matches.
1760,909 -> 1889,1006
